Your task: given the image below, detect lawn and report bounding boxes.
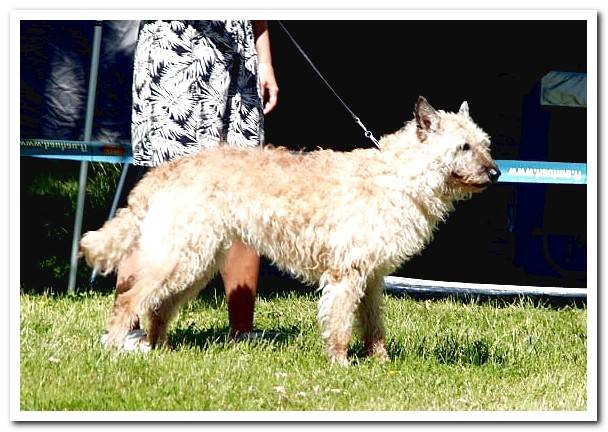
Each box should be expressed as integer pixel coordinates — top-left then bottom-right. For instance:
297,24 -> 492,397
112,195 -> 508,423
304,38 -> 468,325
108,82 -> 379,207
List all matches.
19,289 -> 587,412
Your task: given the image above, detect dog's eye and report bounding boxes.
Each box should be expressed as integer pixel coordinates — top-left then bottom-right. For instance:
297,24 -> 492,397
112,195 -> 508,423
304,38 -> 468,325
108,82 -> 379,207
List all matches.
461,143 -> 471,151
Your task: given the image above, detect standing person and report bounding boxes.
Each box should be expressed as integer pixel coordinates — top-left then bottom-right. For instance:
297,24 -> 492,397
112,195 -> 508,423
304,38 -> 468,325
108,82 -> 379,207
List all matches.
114,20 -> 278,347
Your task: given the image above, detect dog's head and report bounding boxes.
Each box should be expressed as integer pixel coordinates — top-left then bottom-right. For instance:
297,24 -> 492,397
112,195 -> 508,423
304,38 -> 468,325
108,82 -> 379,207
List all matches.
413,96 -> 500,194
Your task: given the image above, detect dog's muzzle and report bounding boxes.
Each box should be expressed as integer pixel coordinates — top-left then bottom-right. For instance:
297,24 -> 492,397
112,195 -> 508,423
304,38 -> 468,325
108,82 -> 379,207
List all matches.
487,166 -> 501,183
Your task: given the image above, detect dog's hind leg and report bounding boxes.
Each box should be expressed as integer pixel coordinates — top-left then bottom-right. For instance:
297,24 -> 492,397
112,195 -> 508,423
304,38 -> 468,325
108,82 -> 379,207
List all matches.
317,268 -> 366,366
114,252 -> 142,331
104,275 -> 160,349
356,274 -> 389,362
104,242 -> 181,349
146,268 -> 217,349
146,289 -> 190,349
142,232 -> 224,349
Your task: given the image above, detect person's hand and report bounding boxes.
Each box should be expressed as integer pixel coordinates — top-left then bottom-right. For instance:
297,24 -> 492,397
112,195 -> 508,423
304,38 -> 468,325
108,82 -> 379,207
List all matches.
258,63 -> 279,115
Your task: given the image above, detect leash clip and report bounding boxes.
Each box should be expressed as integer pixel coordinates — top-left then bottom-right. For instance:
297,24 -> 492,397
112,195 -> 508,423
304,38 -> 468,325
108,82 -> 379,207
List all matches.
353,116 -> 380,148
278,21 -> 381,150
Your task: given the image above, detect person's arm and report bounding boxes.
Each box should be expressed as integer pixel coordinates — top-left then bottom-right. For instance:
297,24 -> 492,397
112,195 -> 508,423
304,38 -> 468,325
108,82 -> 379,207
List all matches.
252,20 -> 279,115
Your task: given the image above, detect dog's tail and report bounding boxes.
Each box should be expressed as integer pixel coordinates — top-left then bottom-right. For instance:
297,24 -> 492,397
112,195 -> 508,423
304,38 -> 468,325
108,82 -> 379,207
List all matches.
79,206 -> 142,275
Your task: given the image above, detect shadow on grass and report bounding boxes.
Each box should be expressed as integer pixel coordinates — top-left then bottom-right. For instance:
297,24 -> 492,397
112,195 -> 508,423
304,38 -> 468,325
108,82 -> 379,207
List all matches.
168,324 -> 301,350
416,334 -> 509,366
348,335 -> 509,367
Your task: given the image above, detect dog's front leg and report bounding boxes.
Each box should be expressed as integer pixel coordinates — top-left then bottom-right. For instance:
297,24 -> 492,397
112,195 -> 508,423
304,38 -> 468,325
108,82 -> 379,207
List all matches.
357,274 -> 389,363
317,269 -> 366,366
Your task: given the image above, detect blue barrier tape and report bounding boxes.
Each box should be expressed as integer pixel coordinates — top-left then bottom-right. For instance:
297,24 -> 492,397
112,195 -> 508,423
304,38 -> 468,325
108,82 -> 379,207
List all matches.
20,139 -> 133,164
496,160 -> 587,185
29,153 -> 134,164
20,139 -> 587,185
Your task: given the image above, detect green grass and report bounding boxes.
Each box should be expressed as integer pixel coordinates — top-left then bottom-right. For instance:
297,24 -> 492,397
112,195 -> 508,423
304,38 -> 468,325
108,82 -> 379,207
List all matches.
20,290 -> 587,411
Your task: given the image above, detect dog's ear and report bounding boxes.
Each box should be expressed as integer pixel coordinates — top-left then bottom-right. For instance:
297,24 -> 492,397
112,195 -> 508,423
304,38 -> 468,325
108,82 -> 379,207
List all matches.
415,96 -> 439,133
458,101 -> 470,117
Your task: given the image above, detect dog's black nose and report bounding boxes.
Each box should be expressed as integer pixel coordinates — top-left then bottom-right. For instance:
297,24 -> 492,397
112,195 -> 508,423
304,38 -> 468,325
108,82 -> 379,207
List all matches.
488,166 -> 501,183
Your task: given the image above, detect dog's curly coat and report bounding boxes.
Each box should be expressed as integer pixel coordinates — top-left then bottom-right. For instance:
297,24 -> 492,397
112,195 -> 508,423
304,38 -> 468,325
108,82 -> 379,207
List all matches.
81,97 -> 499,365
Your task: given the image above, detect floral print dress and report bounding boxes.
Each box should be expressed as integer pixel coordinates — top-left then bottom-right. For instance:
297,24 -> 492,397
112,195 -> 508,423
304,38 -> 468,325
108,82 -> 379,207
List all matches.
131,20 -> 264,167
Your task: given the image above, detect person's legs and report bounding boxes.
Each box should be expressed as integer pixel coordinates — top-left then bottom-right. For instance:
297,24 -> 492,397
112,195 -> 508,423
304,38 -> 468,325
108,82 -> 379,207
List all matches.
220,240 -> 260,335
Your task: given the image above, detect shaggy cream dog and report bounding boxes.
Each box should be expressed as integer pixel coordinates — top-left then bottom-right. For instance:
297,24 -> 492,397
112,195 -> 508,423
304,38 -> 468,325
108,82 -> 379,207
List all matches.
81,97 -> 500,365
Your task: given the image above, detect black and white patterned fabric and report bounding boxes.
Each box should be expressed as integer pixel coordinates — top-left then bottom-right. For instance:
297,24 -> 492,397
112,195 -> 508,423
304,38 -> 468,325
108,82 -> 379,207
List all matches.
131,20 -> 264,167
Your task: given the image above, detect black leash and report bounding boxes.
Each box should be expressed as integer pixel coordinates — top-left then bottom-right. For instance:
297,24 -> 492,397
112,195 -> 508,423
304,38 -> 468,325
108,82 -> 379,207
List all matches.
276,21 -> 380,149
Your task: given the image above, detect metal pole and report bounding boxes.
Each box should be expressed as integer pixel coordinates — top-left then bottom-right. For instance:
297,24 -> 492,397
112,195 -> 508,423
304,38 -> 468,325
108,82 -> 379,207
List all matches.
90,162 -> 129,285
108,163 -> 130,224
67,21 -> 103,294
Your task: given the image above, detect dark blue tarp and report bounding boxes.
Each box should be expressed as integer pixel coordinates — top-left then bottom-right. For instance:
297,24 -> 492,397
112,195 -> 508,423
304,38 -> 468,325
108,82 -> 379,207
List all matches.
20,20 -> 140,144
540,71 -> 587,107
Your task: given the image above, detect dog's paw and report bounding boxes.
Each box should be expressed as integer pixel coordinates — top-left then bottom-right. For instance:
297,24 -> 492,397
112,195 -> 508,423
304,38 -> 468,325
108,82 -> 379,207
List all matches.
123,329 -> 151,353
100,329 -> 151,353
328,353 -> 350,367
365,341 -> 390,363
373,350 -> 390,364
